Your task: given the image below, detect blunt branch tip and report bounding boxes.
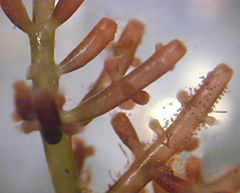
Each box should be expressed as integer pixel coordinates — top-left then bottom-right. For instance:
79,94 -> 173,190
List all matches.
163,39 -> 187,71
218,63 -> 234,76
126,19 -> 145,31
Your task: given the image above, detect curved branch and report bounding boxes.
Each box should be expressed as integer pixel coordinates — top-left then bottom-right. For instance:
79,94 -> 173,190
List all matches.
59,17 -> 117,74
51,0 -> 84,27
1,0 -> 32,33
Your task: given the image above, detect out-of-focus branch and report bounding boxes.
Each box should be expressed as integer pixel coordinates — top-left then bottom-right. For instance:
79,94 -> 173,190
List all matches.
104,58 -> 150,106
206,164 -> 240,193
111,113 -> 199,193
32,90 -> 63,144
51,0 -> 84,27
185,156 -> 203,184
82,19 -> 145,101
148,166 -> 194,193
33,0 -> 55,24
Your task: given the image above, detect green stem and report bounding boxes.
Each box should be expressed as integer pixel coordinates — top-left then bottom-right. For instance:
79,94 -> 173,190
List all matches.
43,135 -> 80,193
28,1 -> 80,192
33,0 -> 55,24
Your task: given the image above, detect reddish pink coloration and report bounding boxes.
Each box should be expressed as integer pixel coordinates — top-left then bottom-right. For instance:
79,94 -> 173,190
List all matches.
131,58 -> 142,68
59,17 -> 117,73
13,81 -> 35,121
206,164 -> 240,192
105,58 -> 150,106
177,90 -> 191,107
153,181 -> 169,193
72,136 -> 95,173
62,122 -> 80,136
107,64 -> 233,193
165,64 -> 233,151
204,115 -> 216,126
215,192 -> 235,193
113,19 -> 145,75
1,0 -> 32,33
66,40 -> 186,123
120,99 -> 136,110
52,0 -> 84,26
132,90 -> 150,105
104,57 -> 122,82
62,121 -> 89,136
149,119 -> 165,138
111,114 -> 194,193
55,94 -> 66,109
82,20 -> 145,101
13,81 -> 66,138
148,166 -> 193,193
185,156 -> 203,183
11,111 -> 22,122
184,136 -> 200,151
138,188 -> 147,193
111,112 -> 143,155
32,90 -> 62,144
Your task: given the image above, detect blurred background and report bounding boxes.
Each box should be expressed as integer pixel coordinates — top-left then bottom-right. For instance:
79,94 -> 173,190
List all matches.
0,0 -> 240,192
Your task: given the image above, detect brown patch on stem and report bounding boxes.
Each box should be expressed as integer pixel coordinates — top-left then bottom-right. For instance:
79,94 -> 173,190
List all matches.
32,90 -> 62,144
51,0 -> 84,26
72,136 -> 95,173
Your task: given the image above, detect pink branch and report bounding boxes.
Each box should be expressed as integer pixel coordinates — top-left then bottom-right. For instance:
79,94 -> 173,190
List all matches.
206,164 -> 240,192
111,112 -> 144,156
82,20 -> 145,101
59,17 -> 117,74
51,0 -> 84,27
1,0 -> 32,33
61,40 -> 186,123
107,64 -> 233,193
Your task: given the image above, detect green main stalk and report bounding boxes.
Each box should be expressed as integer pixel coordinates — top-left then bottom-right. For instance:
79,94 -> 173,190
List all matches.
28,1 -> 80,192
